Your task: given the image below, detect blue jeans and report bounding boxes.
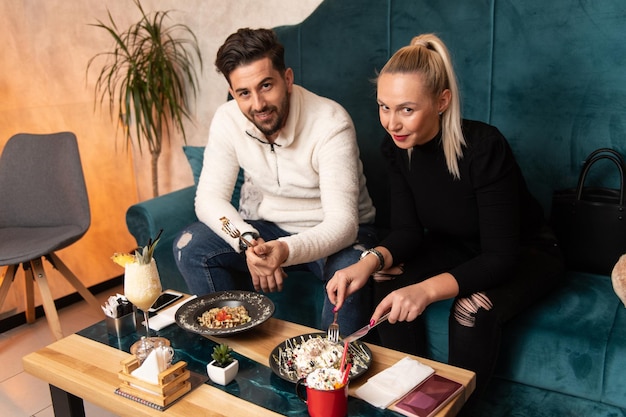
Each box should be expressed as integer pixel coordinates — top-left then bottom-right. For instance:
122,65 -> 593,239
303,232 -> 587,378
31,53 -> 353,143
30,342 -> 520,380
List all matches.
173,220 -> 378,335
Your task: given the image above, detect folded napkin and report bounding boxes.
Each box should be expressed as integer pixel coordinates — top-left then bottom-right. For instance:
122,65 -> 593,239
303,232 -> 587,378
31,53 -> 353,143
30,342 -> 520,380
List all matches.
131,346 -> 172,385
143,295 -> 197,331
355,356 -> 435,408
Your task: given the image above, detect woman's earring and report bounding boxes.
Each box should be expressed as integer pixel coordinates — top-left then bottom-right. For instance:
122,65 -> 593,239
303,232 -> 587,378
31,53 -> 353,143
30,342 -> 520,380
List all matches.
438,111 -> 443,116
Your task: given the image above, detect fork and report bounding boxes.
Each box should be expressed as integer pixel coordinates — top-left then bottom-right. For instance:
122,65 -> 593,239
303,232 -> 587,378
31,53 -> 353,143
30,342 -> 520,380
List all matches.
327,311 -> 340,343
220,216 -> 254,248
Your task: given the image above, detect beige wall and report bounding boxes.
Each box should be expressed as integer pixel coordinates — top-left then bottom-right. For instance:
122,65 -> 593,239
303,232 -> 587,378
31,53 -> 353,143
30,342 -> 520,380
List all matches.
0,0 -> 322,318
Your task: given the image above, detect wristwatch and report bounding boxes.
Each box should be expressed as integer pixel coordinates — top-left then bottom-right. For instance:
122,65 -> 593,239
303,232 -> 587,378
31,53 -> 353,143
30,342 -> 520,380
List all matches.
360,248 -> 385,272
239,231 -> 259,252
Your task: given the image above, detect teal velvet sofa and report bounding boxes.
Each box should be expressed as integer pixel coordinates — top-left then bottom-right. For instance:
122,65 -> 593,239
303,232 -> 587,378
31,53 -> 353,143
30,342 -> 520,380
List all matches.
126,0 -> 626,415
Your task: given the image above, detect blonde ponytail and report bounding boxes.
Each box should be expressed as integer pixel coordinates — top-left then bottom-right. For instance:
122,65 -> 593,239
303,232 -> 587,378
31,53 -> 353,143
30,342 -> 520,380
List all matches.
381,34 -> 465,179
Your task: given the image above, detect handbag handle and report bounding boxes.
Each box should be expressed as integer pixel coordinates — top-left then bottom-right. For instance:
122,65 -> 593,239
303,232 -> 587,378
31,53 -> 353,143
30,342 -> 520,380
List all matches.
576,152 -> 626,205
581,147 -> 624,164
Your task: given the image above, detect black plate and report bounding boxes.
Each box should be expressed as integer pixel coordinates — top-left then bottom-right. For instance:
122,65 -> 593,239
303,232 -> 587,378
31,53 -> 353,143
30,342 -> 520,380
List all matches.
269,332 -> 373,383
175,291 -> 274,336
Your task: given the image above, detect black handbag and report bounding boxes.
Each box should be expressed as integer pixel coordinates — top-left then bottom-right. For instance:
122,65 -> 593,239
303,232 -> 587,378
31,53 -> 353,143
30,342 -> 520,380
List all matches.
550,148 -> 626,275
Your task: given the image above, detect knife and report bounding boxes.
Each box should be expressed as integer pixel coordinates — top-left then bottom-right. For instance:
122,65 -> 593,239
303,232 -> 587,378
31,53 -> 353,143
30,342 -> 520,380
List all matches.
343,312 -> 390,344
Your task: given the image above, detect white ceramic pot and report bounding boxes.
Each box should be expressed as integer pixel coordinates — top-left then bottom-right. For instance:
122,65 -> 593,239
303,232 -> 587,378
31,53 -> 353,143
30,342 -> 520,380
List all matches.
207,359 -> 239,385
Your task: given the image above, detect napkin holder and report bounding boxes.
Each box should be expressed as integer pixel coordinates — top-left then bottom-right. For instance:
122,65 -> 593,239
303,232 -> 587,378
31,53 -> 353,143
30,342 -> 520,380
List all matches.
105,311 -> 136,337
117,356 -> 191,407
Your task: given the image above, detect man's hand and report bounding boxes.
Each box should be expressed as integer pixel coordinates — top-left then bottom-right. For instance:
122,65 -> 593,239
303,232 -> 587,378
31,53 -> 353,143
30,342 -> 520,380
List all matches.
245,239 -> 289,292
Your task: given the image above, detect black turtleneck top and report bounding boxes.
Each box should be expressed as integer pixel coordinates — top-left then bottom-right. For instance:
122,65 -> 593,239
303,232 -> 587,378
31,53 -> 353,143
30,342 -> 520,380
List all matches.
379,119 -> 546,296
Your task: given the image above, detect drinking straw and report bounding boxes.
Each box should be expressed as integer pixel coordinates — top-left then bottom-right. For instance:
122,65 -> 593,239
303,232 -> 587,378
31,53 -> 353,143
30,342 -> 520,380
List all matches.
341,363 -> 352,385
339,340 -> 349,373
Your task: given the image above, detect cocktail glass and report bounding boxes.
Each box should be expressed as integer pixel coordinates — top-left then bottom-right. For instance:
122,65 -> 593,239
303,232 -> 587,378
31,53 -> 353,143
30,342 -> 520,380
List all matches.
124,258 -> 167,360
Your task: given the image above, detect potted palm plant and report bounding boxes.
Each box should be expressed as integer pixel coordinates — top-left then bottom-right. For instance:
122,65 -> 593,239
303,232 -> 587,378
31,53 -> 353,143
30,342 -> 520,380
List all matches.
87,0 -> 202,197
207,343 -> 239,385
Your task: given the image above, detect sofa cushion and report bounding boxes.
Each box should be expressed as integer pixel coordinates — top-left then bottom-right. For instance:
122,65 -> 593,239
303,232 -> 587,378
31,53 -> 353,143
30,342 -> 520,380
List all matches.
497,273 -> 616,402
603,304 -> 626,408
475,378 -> 626,417
423,272 -> 626,408
126,186 -> 198,293
183,146 -> 205,186
182,145 -> 244,208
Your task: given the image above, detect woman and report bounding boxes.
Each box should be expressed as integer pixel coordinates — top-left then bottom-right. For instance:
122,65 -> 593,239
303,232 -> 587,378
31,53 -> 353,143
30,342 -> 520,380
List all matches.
326,33 -> 564,413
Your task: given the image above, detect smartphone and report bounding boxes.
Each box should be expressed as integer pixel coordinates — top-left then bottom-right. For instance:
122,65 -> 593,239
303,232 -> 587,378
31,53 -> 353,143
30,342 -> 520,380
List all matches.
148,290 -> 184,313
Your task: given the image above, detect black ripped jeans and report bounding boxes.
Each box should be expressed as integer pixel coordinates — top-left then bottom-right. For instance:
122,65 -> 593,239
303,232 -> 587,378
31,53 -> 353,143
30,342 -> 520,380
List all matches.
373,237 -> 564,414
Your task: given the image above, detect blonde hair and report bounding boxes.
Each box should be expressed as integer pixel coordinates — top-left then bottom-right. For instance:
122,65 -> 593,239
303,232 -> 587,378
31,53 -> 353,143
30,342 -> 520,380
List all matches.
379,33 -> 465,179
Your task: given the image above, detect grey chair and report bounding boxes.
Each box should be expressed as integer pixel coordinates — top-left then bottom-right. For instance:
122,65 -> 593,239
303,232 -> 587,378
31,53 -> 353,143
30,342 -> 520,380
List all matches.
0,132 -> 101,340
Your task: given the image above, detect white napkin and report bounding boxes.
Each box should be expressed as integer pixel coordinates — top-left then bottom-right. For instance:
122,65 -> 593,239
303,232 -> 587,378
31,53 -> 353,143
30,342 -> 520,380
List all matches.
355,356 -> 435,408
131,347 -> 171,385
143,295 -> 197,331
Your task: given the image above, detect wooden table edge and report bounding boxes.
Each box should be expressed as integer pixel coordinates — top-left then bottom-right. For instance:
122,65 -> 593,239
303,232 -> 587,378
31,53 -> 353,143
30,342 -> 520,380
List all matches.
208,317 -> 476,416
22,334 -> 282,417
22,317 -> 475,417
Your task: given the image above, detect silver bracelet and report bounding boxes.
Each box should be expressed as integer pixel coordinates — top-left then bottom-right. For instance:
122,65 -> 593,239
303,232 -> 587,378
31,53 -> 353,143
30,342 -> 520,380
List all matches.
360,248 -> 385,272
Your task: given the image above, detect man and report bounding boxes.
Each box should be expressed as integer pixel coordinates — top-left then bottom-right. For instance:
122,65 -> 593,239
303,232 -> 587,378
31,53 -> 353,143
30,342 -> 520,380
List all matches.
173,28 -> 376,334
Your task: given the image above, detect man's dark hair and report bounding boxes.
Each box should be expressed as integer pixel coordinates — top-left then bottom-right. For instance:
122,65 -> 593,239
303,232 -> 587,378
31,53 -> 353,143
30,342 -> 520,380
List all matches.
215,28 -> 286,83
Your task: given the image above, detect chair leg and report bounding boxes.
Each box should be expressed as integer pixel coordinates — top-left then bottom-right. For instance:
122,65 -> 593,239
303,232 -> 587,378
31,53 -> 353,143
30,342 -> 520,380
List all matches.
23,263 -> 37,323
3,254 -> 102,340
30,258 -> 64,340
47,252 -> 102,315
0,264 -> 18,312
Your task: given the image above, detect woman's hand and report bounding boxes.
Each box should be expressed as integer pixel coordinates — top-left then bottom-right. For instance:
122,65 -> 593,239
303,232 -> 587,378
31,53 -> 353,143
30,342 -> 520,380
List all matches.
371,272 -> 459,324
326,261 -> 373,310
372,284 -> 431,324
328,246 -> 395,311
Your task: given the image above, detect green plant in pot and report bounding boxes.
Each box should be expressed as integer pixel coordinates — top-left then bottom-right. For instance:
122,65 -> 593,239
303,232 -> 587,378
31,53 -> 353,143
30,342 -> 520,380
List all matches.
211,343 -> 234,367
207,343 -> 239,385
87,0 -> 202,197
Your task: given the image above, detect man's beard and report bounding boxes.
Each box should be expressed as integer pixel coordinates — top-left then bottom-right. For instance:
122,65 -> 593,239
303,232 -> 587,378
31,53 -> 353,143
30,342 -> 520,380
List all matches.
249,94 -> 289,139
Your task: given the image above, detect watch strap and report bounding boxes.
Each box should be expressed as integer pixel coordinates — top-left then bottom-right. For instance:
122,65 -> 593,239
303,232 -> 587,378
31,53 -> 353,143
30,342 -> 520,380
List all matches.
361,248 -> 385,272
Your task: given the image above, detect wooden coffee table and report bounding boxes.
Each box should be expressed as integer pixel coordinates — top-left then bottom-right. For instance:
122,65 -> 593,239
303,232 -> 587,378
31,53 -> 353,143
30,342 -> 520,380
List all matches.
23,317 -> 475,416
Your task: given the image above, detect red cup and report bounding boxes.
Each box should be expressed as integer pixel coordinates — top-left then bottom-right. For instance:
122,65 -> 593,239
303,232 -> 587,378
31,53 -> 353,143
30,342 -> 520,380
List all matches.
296,369 -> 348,417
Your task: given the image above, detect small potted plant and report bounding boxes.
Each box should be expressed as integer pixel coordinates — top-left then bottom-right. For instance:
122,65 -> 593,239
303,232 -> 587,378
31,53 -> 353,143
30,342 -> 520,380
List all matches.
206,343 -> 238,385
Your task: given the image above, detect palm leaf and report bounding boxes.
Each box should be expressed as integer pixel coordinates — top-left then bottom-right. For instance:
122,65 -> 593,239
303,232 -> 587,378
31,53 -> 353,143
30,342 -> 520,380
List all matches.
86,0 -> 203,197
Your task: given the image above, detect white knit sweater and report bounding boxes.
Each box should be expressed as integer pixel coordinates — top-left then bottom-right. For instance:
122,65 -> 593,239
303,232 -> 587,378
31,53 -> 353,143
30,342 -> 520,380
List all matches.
195,85 -> 376,266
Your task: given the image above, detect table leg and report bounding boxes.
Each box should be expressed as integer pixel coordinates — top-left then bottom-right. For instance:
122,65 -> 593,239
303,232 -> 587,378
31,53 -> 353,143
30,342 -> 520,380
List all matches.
49,385 -> 85,417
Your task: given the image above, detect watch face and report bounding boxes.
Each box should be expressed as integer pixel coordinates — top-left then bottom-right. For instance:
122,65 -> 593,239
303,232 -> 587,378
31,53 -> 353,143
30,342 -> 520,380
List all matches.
360,249 -> 383,271
239,232 -> 259,252
242,232 -> 259,241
